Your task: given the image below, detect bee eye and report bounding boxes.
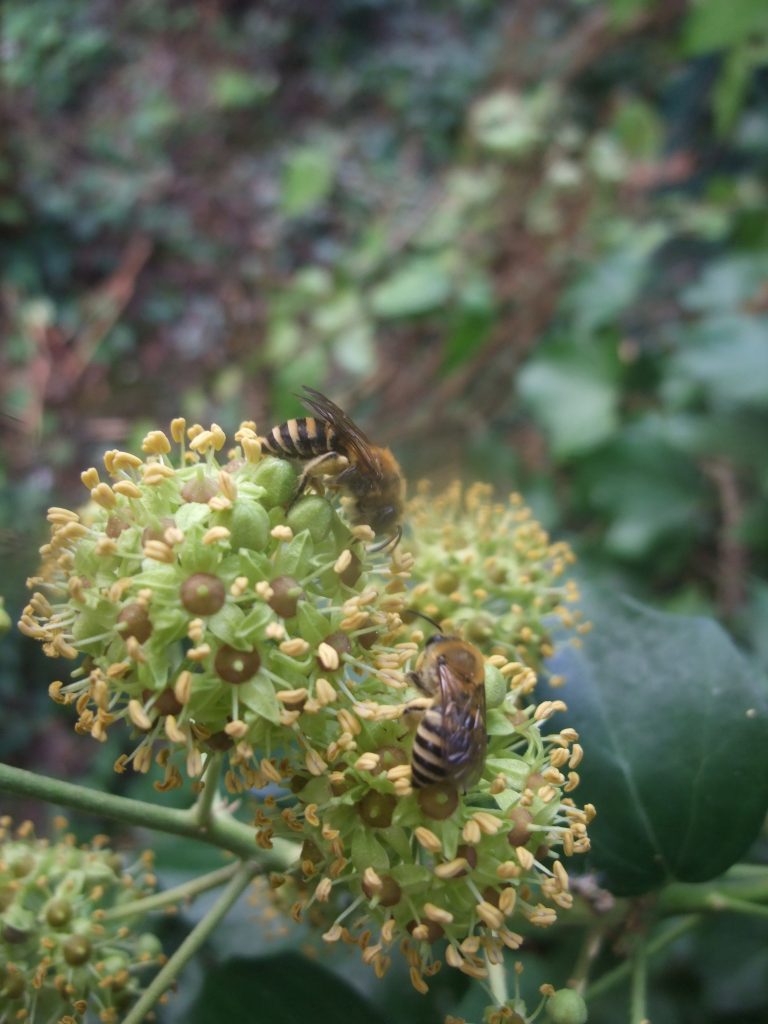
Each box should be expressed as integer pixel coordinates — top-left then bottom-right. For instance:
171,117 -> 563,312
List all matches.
425,634 -> 447,647
375,505 -> 397,529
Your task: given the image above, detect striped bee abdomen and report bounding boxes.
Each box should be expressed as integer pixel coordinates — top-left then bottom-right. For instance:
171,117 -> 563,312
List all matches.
261,417 -> 338,459
411,708 -> 449,788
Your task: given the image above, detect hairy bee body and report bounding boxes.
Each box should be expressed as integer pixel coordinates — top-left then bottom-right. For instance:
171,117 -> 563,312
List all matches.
409,635 -> 487,791
261,387 -> 405,546
261,416 -> 340,461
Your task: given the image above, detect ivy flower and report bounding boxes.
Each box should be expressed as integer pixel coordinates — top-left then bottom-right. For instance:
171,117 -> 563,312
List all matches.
0,818 -> 162,1023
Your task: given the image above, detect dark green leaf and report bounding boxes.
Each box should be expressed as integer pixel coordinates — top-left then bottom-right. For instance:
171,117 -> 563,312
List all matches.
545,592 -> 768,895
186,954 -> 389,1024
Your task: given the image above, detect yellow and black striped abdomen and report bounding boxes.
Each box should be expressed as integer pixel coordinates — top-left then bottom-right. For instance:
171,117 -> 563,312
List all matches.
261,417 -> 338,460
411,708 -> 449,788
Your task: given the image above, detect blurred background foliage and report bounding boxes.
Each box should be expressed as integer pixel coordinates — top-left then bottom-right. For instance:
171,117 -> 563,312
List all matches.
2,0 -> 768,1021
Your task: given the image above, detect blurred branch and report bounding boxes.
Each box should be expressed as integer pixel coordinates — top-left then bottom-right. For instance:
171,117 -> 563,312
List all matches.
703,459 -> 748,619
66,234 -> 153,388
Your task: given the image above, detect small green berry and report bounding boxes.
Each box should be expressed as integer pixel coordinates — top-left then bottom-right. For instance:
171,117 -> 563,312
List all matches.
229,500 -> 270,551
287,496 -> 333,543
63,934 -> 92,966
546,989 -> 588,1024
484,663 -> 506,708
252,457 -> 297,507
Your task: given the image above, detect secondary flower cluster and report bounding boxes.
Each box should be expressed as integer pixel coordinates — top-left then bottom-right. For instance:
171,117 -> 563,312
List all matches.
0,818 -> 162,1022
253,483 -> 591,993
21,418 -> 592,992
405,480 -> 586,675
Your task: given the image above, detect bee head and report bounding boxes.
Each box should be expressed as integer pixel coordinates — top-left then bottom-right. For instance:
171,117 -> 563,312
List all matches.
369,504 -> 400,534
424,633 -> 451,648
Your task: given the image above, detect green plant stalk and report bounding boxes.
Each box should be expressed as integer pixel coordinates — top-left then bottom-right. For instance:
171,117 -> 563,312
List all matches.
195,752 -> 223,829
101,862 -> 240,921
569,924 -> 606,994
586,915 -> 700,1002
0,761 -> 296,867
485,954 -> 509,1007
629,938 -> 647,1024
119,860 -> 258,1024
658,876 -> 768,913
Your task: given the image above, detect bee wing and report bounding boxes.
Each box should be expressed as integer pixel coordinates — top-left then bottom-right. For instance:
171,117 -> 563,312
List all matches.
437,661 -> 487,789
298,387 -> 381,479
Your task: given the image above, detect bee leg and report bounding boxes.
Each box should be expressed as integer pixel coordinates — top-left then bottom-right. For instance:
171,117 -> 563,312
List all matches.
291,452 -> 349,507
407,670 -> 431,695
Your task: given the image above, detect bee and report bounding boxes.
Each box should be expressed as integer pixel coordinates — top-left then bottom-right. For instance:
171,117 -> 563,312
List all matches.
261,386 -> 405,550
408,633 -> 487,791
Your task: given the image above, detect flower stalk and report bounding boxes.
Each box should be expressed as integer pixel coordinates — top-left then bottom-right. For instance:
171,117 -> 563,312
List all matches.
119,861 -> 259,1024
101,862 -> 241,921
0,762 -> 294,868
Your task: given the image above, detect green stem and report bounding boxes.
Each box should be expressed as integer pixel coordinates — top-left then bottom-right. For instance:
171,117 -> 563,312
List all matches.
195,753 -> 223,829
692,894 -> 768,918
485,955 -> 508,1007
586,915 -> 700,1002
101,862 -> 239,921
629,938 -> 647,1024
0,761 -> 294,867
569,925 -> 606,994
119,860 -> 257,1024
659,875 -> 768,914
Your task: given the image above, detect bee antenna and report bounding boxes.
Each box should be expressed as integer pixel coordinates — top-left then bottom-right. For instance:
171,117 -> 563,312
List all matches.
401,608 -> 442,632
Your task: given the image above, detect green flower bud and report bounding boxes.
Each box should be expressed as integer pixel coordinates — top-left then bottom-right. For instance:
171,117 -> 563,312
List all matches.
0,597 -> 11,636
45,898 -> 73,928
252,456 -> 297,506
546,989 -> 588,1024
484,663 -> 506,708
287,496 -> 334,543
63,934 -> 92,966
229,500 -> 270,551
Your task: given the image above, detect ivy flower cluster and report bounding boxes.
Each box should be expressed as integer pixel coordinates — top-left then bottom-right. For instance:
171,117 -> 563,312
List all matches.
255,484 -> 591,994
21,418 -> 592,995
0,818 -> 162,1022
405,480 -> 587,674
19,420 -> 411,791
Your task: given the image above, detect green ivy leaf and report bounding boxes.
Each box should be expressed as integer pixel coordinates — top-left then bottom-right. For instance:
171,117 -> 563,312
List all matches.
239,675 -> 281,724
517,348 -> 620,458
684,0 -> 768,55
187,955 -> 388,1024
664,315 -> 768,410
280,144 -> 337,218
370,258 -> 452,318
350,827 -> 390,872
545,592 -> 768,895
